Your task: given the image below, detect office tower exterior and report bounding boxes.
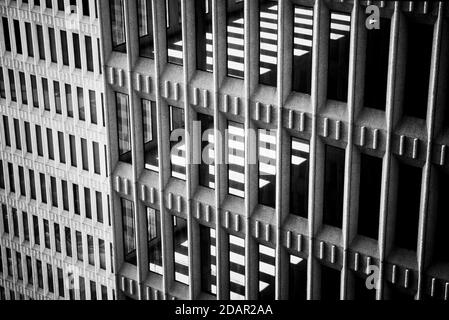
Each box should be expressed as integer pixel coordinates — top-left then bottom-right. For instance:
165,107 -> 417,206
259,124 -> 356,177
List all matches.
101,0 -> 449,301
0,0 -> 115,300
1,0 -> 449,302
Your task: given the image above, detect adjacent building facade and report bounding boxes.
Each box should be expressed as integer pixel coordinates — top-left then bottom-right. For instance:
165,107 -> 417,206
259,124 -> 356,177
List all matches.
0,0 -> 115,300
1,0 -> 449,301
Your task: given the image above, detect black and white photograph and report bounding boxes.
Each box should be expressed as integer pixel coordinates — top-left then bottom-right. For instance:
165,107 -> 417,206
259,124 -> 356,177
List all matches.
0,0 -> 448,313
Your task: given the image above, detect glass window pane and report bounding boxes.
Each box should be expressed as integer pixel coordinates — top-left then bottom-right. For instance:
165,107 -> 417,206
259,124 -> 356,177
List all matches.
142,99 -> 158,171
138,0 -> 154,58
258,128 -> 276,208
173,216 -> 189,284
166,0 -> 183,65
147,207 -> 162,274
122,198 -> 136,265
259,0 -> 278,86
110,0 -> 127,52
292,6 -> 313,95
170,105 -> 185,180
327,11 -> 351,102
116,92 -> 132,163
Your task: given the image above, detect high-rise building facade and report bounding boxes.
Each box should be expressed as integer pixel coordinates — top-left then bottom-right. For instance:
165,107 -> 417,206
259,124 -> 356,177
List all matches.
101,0 -> 449,301
0,0 -> 115,300
1,0 -> 449,302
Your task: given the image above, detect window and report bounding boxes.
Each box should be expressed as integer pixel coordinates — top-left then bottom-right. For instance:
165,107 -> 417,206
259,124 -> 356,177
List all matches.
12,208 -> 19,237
37,25 -> 45,60
290,138 -> 309,217
42,78 -> 50,111
49,27 -> 57,63
13,20 -> 22,55
200,225 -> 216,295
291,6 -> 314,94
9,69 -> 17,102
147,207 -> 162,274
69,135 -> 77,167
173,216 -> 189,284
18,166 -> 25,196
44,219 -> 51,249
8,163 -> 15,193
65,227 -> 72,257
142,99 -> 158,171
122,198 -> 136,265
54,81 -> 62,114
58,132 -> 66,164
195,0 -> 212,72
88,235 -> 95,266
31,75 -> 38,108
198,113 -> 215,188
36,260 -> 43,289
364,18 -> 390,110
19,72 -> 27,105
60,30 -> 69,66
77,87 -> 85,121
137,0 -> 154,58
2,204 -> 9,234
229,234 -> 245,299
26,256 -> 33,285
36,125 -> 43,156
73,33 -> 81,69
403,18 -> 433,119
90,281 -> 97,300
84,188 -> 92,219
73,183 -> 80,215
2,18 -> 11,52
227,121 -> 244,197
96,191 -> 103,223
0,68 -> 5,98
57,268 -> 64,297
93,142 -> 101,174
82,0 -> 90,16
259,0 -> 278,86
323,145 -> 345,229
258,244 -> 275,300
46,0 -> 52,9
99,239 -> 106,270
62,180 -> 69,211
33,215 -> 40,245
289,255 -> 307,300
25,22 -> 34,57
394,161 -> 421,251
39,173 -> 47,204
54,223 -> 61,253
13,118 -> 21,151
226,0 -> 244,78
110,0 -> 126,52
433,167 -> 449,263
65,84 -> 73,117
258,129 -> 276,208
0,160 -> 4,190
327,11 -> 351,102
23,212 -> 30,242
81,138 -> 89,171
6,249 -> 12,277
321,265 -> 340,300
76,231 -> 83,262
116,92 -> 131,163
29,170 -> 36,200
16,252 -> 23,281
89,90 -> 97,124
47,264 -> 54,293
166,0 -> 183,65
47,128 -> 54,160
85,36 -> 94,72
51,176 -> 58,207
170,105 -> 185,179
3,116 -> 10,147
25,122 -> 32,153
358,154 -> 382,240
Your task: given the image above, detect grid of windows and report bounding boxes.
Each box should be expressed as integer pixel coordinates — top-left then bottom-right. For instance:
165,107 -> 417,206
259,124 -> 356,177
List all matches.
103,0 -> 449,301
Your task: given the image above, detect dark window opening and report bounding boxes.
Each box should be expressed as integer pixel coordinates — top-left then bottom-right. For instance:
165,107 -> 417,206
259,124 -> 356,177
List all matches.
323,145 -> 345,229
